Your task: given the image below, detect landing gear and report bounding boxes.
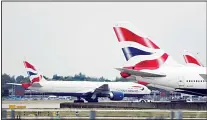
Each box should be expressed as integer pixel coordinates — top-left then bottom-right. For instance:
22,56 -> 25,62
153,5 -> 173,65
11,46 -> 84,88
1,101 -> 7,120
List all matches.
74,97 -> 84,103
74,99 -> 84,103
140,100 -> 146,103
85,97 -> 99,103
87,98 -> 98,103
83,92 -> 99,103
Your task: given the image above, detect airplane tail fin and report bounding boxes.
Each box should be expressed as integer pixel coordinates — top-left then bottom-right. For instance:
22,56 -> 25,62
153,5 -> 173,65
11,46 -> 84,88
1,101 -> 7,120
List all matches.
113,21 -> 183,70
183,50 -> 203,67
23,61 -> 47,83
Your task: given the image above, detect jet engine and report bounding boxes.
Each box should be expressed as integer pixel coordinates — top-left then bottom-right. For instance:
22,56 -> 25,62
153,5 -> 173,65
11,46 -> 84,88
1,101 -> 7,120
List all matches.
109,91 -> 124,101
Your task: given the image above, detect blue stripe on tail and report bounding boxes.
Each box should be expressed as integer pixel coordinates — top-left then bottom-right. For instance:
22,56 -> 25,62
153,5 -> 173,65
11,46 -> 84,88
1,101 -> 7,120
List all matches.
122,47 -> 153,61
27,71 -> 37,76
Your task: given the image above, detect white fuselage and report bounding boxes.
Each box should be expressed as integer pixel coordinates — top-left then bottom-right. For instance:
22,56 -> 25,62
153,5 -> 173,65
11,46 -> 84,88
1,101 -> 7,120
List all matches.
137,66 -> 206,95
28,81 -> 151,97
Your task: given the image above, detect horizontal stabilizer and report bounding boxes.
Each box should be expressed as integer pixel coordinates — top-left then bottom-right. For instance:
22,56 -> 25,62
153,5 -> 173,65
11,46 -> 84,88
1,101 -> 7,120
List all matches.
6,83 -> 21,86
115,68 -> 166,77
7,82 -> 42,88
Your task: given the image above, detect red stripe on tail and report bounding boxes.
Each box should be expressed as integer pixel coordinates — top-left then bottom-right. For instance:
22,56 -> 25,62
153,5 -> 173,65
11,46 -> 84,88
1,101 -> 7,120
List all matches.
185,55 -> 201,66
133,53 -> 168,70
31,75 -> 42,83
113,27 -> 160,49
24,61 -> 36,71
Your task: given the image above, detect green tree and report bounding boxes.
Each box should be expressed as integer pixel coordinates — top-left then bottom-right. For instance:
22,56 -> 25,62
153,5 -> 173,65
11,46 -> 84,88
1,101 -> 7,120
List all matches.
99,76 -> 105,82
24,77 -> 30,83
2,73 -> 15,90
64,76 -> 73,81
16,75 -> 25,83
15,75 -> 30,83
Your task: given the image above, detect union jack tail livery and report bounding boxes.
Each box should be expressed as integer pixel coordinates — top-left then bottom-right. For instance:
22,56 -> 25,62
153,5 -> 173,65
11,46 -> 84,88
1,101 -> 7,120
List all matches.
183,50 -> 204,67
113,21 -> 182,71
23,61 -> 47,83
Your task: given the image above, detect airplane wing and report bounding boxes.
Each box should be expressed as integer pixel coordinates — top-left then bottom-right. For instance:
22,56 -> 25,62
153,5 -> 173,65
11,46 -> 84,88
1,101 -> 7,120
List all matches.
94,84 -> 109,92
115,68 -> 166,77
90,84 -> 110,99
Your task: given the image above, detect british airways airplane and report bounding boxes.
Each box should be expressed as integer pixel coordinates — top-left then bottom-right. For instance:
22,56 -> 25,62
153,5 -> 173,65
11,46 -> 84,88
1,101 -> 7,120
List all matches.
123,51 -> 206,93
113,21 -> 206,96
8,61 -> 151,103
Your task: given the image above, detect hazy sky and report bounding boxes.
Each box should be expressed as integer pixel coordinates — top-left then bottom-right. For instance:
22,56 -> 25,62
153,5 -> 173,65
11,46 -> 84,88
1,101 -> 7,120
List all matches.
2,2 -> 206,79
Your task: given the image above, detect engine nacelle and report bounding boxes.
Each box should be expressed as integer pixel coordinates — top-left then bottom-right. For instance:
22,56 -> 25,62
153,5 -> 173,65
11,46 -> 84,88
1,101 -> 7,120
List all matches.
109,91 -> 124,101
120,72 -> 131,78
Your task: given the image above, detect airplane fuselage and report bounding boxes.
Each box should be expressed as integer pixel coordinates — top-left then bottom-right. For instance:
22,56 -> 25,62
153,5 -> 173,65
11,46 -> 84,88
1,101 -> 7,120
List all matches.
27,81 -> 151,98
138,66 -> 206,96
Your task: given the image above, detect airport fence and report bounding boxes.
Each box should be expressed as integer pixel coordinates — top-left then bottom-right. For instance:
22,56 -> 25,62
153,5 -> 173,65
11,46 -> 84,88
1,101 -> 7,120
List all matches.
2,109 -> 207,120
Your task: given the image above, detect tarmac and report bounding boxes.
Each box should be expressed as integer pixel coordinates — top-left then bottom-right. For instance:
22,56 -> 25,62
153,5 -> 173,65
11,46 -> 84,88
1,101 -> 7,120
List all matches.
3,100 -> 207,110
2,100 -> 63,108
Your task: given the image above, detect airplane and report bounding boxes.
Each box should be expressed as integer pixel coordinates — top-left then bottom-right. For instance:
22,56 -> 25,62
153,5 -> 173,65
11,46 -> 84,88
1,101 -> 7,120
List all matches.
125,50 -> 206,93
183,50 -> 204,67
113,21 -> 207,96
7,61 -> 151,103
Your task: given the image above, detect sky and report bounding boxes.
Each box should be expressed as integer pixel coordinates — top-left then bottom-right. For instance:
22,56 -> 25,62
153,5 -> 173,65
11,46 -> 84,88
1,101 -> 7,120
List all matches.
2,2 -> 206,80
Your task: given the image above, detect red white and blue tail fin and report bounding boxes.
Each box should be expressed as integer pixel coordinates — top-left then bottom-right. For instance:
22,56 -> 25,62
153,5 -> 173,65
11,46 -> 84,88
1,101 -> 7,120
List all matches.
23,61 -> 47,83
113,21 -> 183,71
183,50 -> 204,67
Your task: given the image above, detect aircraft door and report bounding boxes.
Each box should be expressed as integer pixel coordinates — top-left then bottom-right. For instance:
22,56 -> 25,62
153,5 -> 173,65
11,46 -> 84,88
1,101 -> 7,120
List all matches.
178,76 -> 185,88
